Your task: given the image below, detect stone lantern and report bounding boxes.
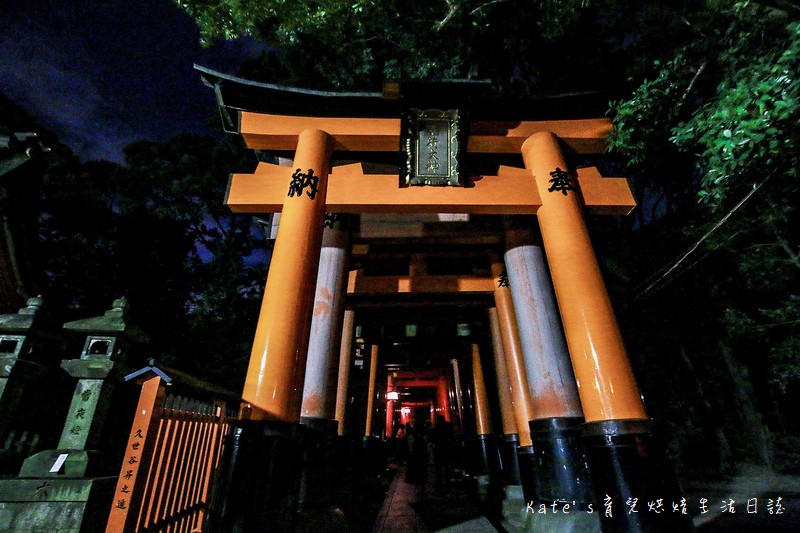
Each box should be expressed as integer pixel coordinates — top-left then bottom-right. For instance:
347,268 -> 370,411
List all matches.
20,297 -> 146,477
0,296 -> 43,402
0,296 -> 60,462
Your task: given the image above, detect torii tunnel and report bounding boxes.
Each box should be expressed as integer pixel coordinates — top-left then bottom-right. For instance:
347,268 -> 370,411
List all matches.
198,66 -> 693,533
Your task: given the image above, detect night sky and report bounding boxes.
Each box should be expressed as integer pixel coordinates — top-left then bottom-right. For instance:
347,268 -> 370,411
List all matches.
1,0 -> 265,163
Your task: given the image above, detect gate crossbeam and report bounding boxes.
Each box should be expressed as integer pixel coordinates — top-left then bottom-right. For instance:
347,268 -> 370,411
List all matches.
226,163 -> 635,216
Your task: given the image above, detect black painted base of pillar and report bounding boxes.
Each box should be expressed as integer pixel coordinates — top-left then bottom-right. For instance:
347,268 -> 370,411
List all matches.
362,435 -> 387,475
517,445 -> 536,503
529,416 -> 594,506
471,433 -> 502,476
582,419 -> 694,533
208,419 -> 308,533
300,415 -> 339,433
499,433 -> 521,485
297,417 -> 340,511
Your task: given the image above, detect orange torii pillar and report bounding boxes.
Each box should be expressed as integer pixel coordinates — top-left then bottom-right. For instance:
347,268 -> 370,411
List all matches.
491,259 -> 538,500
334,309 -> 355,436
364,345 -> 379,438
471,344 -> 501,486
242,129 -> 332,421
385,373 -> 395,438
488,307 -> 521,485
523,132 -> 691,532
504,219 -> 593,505
301,215 -> 352,424
436,376 -> 451,422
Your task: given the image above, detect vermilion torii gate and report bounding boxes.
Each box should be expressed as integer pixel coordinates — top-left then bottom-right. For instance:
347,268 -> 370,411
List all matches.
199,66 -> 692,533
226,109 -> 640,424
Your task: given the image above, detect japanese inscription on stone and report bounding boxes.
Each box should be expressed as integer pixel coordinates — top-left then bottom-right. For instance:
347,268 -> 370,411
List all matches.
58,379 -> 103,450
421,122 -> 446,175
406,109 -> 460,186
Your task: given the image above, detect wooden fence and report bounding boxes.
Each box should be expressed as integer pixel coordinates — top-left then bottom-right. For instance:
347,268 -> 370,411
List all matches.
105,364 -> 241,533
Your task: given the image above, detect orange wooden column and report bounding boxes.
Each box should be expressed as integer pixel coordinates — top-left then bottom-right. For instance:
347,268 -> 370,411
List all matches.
385,373 -> 395,437
364,345 -> 379,437
335,309 -> 355,435
488,307 -> 517,436
522,132 -> 646,422
436,376 -> 451,422
471,344 -> 492,436
491,260 -> 534,446
242,129 -> 333,421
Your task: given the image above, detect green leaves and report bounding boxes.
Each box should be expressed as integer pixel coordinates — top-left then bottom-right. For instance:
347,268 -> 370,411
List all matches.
610,2 -> 800,208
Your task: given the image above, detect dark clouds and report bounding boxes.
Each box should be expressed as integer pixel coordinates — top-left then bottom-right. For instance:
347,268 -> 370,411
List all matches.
0,0 -> 262,162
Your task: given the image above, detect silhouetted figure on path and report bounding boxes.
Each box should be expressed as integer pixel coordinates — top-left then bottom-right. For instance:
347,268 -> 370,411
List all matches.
405,421 -> 429,491
396,422 -> 411,465
429,415 -> 455,494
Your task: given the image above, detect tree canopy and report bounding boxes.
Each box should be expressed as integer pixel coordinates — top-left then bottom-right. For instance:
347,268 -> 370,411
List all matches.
32,129 -> 265,389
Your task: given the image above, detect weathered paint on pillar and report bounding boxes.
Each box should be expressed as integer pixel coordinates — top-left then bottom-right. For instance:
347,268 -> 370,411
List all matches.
364,344 -> 379,437
242,129 -> 333,421
488,307 -> 518,435
491,261 -> 535,446
301,219 -> 351,420
471,344 -> 492,436
335,309 -> 355,435
522,132 -> 646,422
504,224 -> 583,420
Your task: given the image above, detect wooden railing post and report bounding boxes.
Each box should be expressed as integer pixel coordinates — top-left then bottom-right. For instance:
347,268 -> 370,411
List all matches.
105,374 -> 165,533
105,363 -> 239,533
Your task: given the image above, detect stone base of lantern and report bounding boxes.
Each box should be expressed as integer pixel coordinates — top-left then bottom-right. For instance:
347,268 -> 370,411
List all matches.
19,449 -> 105,478
0,476 -> 115,533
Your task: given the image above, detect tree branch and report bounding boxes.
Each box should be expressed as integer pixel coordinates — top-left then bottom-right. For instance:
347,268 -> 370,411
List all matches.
436,0 -> 461,31
772,227 -> 800,270
469,0 -> 513,16
676,61 -> 707,116
632,170 -> 776,303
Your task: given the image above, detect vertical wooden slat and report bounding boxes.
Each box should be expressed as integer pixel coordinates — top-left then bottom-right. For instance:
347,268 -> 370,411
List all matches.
163,405 -> 189,520
106,376 -> 165,533
181,408 -> 206,512
172,406 -> 200,516
135,416 -> 167,531
191,404 -> 215,508
161,399 -> 192,521
141,412 -> 175,529
151,401 -> 184,527
152,402 -> 180,526
180,404 -> 207,512
186,405 -> 214,509
183,405 -> 208,512
143,398 -> 179,529
175,402 -> 206,521
196,405 -> 226,528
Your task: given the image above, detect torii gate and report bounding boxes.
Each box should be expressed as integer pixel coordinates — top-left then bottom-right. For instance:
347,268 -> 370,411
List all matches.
199,66 -> 692,533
